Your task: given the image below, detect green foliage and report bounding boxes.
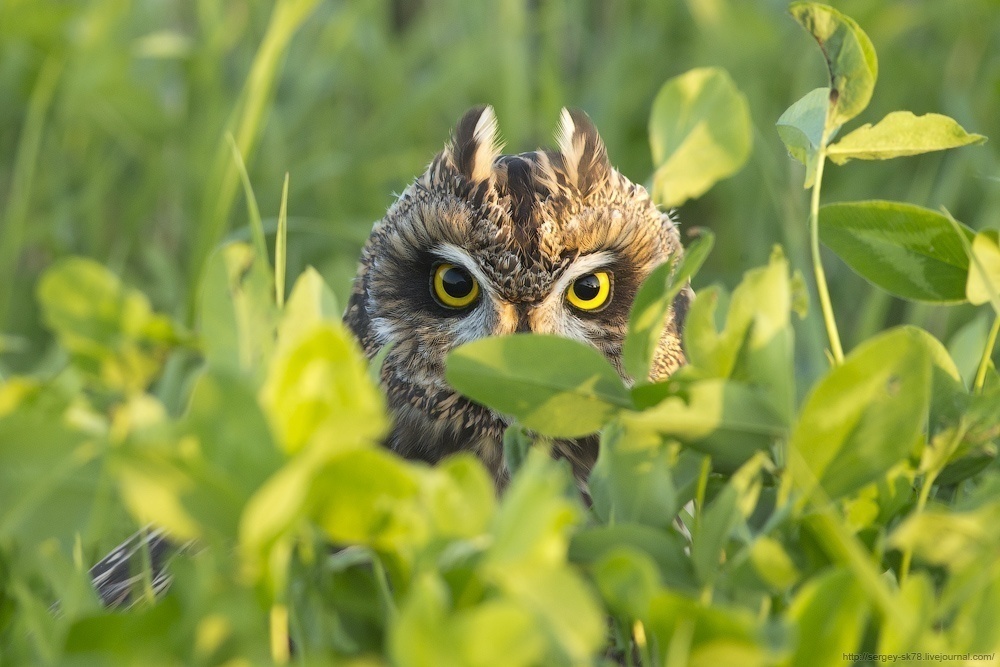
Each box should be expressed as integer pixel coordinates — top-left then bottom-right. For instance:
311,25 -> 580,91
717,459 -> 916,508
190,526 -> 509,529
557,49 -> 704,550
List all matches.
648,67 -> 752,207
1,2 -> 999,666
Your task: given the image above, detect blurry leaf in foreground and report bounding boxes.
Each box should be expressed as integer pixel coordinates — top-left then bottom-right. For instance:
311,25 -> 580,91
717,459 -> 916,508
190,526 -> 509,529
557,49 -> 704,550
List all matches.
37,257 -> 181,392
785,568 -> 870,667
776,87 -> 832,188
648,67 -> 752,207
819,201 -> 974,303
790,326 -> 931,501
966,230 -> 1000,307
261,321 -> 385,456
446,334 -> 632,438
789,2 -> 878,127
827,111 -> 986,164
623,229 -> 714,383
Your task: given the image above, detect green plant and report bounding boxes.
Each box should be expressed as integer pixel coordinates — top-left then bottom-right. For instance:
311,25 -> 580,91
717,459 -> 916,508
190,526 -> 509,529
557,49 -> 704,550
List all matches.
1,3 -> 999,667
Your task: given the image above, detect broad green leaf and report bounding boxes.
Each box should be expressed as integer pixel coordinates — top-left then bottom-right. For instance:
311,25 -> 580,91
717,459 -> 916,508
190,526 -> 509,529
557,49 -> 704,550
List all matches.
310,448 -> 426,553
261,321 -> 386,456
889,503 -> 1000,572
645,590 -> 763,664
966,230 -> 1000,306
682,248 -> 797,422
819,201 -> 975,302
446,334 -> 632,438
776,87 -> 833,188
588,420 -> 678,529
392,574 -> 546,667
790,326 -> 931,501
568,524 -> 693,591
274,266 -> 340,355
749,537 -> 801,591
827,111 -> 986,164
0,409 -> 105,547
624,380 -> 786,472
623,230 -> 714,382
649,67 -> 752,207
593,547 -> 661,620
785,568 -> 870,667
789,2 -> 878,127
423,454 -> 495,539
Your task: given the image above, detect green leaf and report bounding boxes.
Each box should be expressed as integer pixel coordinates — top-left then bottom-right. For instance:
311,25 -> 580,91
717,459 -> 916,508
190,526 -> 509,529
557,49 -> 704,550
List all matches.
776,87 -> 832,188
649,67 -> 752,207
446,334 -> 632,438
789,2 -> 878,127
624,380 -> 786,472
593,547 -> 661,620
682,248 -> 797,422
966,230 -> 1000,306
820,201 -> 975,303
261,321 -> 386,456
568,524 -> 693,592
749,536 -> 801,591
827,111 -> 986,164
623,230 -> 714,382
310,448 -> 425,552
37,257 -> 180,392
690,453 -> 767,586
790,326 -> 931,501
588,420 -> 678,529
785,568 -> 870,667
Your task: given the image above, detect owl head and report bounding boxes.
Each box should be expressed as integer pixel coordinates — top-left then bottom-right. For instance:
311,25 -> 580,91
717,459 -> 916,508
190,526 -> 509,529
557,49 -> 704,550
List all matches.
345,106 -> 691,482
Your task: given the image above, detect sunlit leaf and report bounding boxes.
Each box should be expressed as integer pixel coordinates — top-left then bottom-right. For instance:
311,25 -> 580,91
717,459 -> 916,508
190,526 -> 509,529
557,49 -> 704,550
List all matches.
785,568 -> 870,667
827,111 -> 986,164
649,67 -> 752,207
623,230 -> 714,383
789,2 -> 878,126
446,334 -> 632,438
790,326 -> 931,500
966,230 -> 1000,307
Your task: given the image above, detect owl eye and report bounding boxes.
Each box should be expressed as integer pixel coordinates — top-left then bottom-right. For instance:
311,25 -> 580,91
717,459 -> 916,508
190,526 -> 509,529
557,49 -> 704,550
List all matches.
566,271 -> 611,311
432,263 -> 480,308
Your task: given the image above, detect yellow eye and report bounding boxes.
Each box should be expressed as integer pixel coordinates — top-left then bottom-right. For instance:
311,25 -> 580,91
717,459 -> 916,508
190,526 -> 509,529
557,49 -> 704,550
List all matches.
566,271 -> 611,311
432,263 -> 480,308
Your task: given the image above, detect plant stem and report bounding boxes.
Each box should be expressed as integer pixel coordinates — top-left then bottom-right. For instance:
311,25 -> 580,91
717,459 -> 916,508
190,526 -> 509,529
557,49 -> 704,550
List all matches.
808,146 -> 844,364
270,603 -> 290,664
974,315 -> 1000,393
898,467 -> 939,587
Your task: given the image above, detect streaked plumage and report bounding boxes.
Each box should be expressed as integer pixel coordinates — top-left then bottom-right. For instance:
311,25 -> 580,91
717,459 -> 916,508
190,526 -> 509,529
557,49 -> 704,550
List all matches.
345,105 -> 692,487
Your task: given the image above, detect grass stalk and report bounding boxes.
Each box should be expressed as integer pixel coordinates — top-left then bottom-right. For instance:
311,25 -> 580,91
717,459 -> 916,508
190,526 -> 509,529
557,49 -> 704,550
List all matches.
227,134 -> 271,272
0,57 -> 62,328
276,173 -> 290,309
974,315 -> 1000,392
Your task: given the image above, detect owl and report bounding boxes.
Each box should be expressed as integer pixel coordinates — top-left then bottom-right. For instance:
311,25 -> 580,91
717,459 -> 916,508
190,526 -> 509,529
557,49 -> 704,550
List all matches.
345,105 -> 692,488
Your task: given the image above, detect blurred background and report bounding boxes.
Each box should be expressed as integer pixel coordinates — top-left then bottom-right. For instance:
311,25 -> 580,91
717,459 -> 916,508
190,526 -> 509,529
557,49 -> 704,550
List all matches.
1,0 -> 998,381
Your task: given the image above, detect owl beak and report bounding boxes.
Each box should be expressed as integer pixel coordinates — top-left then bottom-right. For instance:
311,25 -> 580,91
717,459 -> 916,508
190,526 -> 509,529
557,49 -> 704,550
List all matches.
495,303 -> 533,335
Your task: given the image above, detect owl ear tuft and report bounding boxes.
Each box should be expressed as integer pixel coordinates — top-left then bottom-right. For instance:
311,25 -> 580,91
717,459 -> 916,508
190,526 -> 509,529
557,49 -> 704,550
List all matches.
555,108 -> 611,196
447,105 -> 504,184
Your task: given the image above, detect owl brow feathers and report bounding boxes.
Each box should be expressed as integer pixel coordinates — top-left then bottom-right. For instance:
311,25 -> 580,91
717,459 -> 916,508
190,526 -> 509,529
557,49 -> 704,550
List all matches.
554,107 -> 612,198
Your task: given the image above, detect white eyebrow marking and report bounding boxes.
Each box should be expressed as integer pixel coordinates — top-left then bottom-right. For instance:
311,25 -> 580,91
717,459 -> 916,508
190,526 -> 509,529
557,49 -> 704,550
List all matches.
541,250 -> 616,311
432,242 -> 496,295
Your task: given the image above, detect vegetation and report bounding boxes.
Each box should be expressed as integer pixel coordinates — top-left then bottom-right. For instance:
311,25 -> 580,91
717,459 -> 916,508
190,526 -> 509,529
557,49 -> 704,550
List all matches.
1,1 -> 998,665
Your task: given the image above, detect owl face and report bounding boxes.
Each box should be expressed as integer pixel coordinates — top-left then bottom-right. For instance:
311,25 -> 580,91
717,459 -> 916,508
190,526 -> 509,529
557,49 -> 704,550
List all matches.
345,106 -> 689,483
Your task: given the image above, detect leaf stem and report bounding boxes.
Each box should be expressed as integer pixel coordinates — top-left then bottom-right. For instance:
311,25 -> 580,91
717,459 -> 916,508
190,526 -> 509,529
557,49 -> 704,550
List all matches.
973,315 -> 999,393
898,467 -> 939,587
809,145 -> 845,364
270,603 -> 290,664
